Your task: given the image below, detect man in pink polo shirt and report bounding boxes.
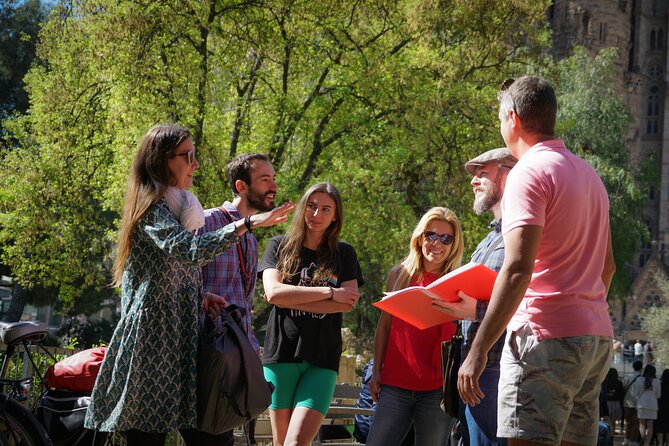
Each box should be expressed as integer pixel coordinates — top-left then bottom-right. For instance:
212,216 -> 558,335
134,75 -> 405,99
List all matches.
458,76 -> 616,445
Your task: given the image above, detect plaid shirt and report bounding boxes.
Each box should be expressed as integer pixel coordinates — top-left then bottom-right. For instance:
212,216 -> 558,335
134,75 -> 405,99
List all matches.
461,219 -> 506,366
201,202 -> 260,353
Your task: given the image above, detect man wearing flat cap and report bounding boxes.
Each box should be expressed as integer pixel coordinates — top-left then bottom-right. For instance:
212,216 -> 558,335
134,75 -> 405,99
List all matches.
433,147 -> 517,446
458,77 -> 615,446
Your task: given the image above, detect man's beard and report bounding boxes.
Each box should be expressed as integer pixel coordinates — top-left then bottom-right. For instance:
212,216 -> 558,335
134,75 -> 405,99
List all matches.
473,184 -> 500,216
246,187 -> 275,212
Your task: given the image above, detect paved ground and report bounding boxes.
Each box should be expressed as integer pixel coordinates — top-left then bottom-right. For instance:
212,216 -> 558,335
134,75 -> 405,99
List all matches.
614,431 -> 623,446
235,358 -> 637,445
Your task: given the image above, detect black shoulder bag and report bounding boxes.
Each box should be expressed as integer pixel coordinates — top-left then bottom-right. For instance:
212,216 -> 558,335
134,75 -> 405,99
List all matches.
197,207 -> 263,438
440,323 -> 462,417
197,306 -> 273,434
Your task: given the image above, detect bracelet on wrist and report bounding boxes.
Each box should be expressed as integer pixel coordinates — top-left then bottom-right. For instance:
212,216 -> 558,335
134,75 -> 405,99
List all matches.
328,286 -> 334,299
244,215 -> 253,232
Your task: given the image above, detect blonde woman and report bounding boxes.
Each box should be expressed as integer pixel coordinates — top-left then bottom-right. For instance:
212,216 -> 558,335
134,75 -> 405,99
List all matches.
367,207 -> 464,446
260,182 -> 364,446
85,124 -> 294,446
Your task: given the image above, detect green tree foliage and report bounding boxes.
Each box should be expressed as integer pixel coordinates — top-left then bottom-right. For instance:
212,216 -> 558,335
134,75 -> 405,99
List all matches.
642,273 -> 669,367
15,0 -> 653,344
643,307 -> 669,367
0,0 -> 48,122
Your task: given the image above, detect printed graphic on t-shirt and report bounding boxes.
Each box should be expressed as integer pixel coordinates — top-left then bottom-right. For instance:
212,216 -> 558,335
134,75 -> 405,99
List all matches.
289,262 -> 328,319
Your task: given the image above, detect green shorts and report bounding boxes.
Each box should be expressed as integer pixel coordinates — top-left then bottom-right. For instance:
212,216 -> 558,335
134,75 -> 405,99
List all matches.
263,362 -> 337,416
497,323 -> 612,444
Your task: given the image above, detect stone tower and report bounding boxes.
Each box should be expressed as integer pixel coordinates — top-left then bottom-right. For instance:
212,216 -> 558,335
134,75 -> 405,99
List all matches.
548,0 -> 668,339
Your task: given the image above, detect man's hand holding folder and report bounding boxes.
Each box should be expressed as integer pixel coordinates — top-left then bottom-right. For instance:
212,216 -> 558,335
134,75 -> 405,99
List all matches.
372,263 -> 497,329
431,290 -> 478,320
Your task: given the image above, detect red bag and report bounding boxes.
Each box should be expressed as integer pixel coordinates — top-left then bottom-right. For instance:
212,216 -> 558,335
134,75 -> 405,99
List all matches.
44,347 -> 107,393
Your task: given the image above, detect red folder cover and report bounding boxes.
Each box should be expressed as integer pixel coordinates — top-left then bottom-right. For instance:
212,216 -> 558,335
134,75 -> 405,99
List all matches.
372,263 -> 497,330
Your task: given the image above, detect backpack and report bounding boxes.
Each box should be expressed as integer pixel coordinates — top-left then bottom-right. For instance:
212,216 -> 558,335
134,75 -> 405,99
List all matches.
197,307 -> 273,435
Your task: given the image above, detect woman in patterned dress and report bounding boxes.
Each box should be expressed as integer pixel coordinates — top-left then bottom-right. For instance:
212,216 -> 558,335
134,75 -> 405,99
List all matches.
259,182 -> 364,446
84,124 -> 294,446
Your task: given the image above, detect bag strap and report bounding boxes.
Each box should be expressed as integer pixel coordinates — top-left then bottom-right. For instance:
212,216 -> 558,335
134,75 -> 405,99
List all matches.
479,230 -> 504,266
454,320 -> 462,337
624,374 -> 640,395
219,206 -> 251,295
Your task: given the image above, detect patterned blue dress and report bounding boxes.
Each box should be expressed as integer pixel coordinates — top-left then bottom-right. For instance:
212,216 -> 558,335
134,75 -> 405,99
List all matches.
84,199 -> 239,433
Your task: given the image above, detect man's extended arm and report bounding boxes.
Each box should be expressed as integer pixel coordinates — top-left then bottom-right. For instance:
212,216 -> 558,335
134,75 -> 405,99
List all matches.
457,225 -> 542,406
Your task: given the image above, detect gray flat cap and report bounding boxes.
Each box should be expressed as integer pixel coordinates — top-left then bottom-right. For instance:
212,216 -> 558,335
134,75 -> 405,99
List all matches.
465,148 -> 518,175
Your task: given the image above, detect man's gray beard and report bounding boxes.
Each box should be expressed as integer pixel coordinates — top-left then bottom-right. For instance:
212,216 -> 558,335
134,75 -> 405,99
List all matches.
473,189 -> 499,216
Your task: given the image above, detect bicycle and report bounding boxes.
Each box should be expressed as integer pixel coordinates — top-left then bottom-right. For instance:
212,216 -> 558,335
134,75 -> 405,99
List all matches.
0,320 -> 53,445
0,320 -> 111,446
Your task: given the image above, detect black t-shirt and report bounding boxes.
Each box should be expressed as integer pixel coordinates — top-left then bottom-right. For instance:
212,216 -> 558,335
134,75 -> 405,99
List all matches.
258,236 -> 364,371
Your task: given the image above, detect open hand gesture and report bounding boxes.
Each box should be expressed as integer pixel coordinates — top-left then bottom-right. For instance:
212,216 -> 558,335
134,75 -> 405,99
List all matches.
251,201 -> 296,228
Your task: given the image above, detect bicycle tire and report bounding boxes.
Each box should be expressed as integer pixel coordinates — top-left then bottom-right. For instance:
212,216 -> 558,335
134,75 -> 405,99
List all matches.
0,395 -> 51,446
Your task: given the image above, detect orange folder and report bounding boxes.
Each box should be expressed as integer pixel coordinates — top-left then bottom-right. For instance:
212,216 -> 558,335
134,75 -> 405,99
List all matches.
372,263 -> 498,330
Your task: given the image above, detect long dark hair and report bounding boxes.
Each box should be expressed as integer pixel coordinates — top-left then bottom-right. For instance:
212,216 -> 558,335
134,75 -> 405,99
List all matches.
661,369 -> 669,395
604,367 -> 619,386
113,124 -> 191,286
276,182 -> 343,284
643,364 -> 656,390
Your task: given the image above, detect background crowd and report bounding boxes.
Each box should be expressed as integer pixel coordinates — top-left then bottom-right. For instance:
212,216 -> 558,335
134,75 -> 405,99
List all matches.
605,361 -> 669,446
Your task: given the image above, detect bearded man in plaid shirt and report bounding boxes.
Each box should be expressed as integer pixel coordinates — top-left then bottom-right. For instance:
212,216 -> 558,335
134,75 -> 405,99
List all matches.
202,153 -> 278,354
433,148 -> 516,446
201,153 -> 278,445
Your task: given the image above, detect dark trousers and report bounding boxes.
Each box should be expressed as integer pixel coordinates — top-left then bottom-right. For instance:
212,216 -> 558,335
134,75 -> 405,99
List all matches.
624,407 -> 640,442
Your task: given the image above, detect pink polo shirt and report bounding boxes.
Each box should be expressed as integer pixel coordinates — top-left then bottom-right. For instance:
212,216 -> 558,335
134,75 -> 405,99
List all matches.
502,140 -> 613,340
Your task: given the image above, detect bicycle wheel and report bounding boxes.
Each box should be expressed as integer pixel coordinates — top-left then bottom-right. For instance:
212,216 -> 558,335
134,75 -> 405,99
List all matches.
0,395 -> 50,446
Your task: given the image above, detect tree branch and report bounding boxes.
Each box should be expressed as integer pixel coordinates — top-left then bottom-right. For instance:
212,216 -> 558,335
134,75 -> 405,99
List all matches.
299,96 -> 346,189
230,52 -> 263,158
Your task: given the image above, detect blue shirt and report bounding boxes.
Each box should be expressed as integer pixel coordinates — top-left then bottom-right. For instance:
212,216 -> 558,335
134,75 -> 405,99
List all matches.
461,219 -> 505,366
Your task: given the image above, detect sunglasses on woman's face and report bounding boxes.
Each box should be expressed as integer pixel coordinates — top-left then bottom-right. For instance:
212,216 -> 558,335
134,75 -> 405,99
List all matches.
423,231 -> 455,246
